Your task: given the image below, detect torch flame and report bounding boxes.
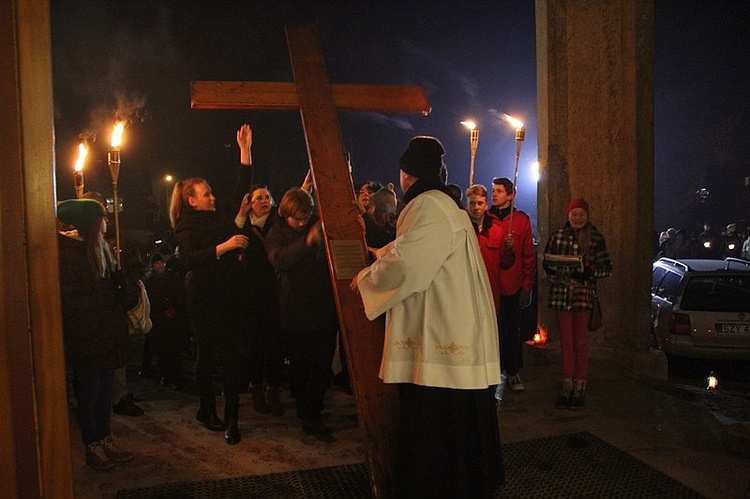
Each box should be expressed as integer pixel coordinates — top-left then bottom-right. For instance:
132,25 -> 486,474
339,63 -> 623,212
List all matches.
503,114 -> 524,130
74,143 -> 88,172
461,120 -> 477,130
111,122 -> 125,148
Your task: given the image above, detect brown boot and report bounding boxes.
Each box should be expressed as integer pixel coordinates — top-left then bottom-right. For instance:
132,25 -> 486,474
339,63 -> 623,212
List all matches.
569,379 -> 587,409
102,435 -> 134,463
555,378 -> 573,409
85,440 -> 114,471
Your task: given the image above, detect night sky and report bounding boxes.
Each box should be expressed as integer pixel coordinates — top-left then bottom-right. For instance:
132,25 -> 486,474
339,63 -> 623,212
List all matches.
50,1 -> 749,241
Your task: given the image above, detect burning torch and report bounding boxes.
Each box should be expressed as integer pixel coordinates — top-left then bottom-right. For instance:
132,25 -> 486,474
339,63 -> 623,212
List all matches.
73,142 -> 87,198
108,122 -> 124,268
461,121 -> 479,187
503,113 -> 525,231
496,114 -> 525,269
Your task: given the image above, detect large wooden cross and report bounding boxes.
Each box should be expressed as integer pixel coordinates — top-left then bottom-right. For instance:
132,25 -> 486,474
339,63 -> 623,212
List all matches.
191,25 -> 430,497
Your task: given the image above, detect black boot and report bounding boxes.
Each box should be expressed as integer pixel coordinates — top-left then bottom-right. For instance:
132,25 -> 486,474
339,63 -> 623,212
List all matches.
267,386 -> 284,416
196,397 -> 225,432
251,384 -> 270,414
224,395 -> 241,445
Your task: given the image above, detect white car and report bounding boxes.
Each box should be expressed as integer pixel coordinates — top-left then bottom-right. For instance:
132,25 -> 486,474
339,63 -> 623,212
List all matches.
651,257 -> 750,360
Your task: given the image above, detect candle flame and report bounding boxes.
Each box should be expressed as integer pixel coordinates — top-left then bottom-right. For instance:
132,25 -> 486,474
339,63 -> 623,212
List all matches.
461,120 -> 477,130
528,324 -> 548,346
74,143 -> 88,172
503,114 -> 524,130
111,122 -> 125,148
707,374 -> 718,390
538,325 -> 548,344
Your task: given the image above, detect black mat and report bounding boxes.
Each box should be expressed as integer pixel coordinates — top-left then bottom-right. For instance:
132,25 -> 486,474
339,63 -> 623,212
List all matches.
117,432 -> 703,498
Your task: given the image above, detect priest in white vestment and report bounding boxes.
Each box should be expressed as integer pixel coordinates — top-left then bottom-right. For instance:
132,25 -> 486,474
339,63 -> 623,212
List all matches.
353,136 -> 504,498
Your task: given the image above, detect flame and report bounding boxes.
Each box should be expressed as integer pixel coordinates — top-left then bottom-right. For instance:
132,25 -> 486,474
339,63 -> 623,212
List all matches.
74,143 -> 88,172
111,122 -> 125,148
707,374 -> 718,390
535,324 -> 548,345
503,114 -> 524,130
460,120 -> 477,130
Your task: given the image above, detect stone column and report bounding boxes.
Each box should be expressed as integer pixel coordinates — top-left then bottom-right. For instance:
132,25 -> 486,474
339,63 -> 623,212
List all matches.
535,0 -> 665,378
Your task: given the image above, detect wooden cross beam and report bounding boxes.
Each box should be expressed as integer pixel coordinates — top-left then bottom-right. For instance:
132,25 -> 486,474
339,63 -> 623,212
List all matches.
191,24 -> 430,498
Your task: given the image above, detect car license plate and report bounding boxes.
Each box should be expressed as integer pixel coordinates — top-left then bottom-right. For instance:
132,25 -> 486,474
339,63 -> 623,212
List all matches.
717,323 -> 749,334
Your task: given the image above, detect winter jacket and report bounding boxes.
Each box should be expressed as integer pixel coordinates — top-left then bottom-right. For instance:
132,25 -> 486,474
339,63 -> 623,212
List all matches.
542,221 -> 612,312
264,214 -> 337,332
488,206 -> 536,297
474,212 -> 504,311
58,233 -> 129,370
240,213 -> 279,308
173,209 -> 247,314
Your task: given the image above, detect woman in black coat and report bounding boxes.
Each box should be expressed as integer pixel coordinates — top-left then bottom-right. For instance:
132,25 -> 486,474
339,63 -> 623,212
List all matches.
57,198 -> 133,470
170,178 -> 249,444
232,124 -> 286,416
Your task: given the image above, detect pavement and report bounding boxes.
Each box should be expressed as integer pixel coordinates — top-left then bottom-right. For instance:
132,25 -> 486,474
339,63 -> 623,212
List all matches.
70,338 -> 750,499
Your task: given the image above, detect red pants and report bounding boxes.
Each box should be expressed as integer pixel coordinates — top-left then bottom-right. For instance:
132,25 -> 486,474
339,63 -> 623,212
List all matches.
555,310 -> 591,379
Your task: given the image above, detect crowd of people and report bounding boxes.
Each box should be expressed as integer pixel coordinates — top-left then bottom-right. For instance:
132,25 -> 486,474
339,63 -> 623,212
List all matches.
655,221 -> 750,261
57,124 -> 613,497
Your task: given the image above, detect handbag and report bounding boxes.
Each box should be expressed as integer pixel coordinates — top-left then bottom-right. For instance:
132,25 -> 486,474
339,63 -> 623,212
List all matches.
588,290 -> 603,331
127,279 -> 153,335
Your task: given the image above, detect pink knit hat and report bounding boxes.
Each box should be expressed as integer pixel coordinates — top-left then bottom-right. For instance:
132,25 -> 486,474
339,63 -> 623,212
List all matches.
567,198 -> 589,214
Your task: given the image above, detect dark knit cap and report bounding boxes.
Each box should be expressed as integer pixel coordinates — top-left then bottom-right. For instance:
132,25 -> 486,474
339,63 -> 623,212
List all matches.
399,136 -> 445,179
150,252 -> 165,265
57,198 -> 105,234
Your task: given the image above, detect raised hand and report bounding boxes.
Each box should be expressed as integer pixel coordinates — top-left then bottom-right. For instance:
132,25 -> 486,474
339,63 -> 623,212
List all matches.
236,123 -> 252,165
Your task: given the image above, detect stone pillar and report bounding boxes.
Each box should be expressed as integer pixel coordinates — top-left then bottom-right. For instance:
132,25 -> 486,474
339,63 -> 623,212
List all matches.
535,0 -> 665,378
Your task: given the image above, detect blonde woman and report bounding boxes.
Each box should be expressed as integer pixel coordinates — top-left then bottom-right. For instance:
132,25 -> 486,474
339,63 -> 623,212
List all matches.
171,178 -> 249,444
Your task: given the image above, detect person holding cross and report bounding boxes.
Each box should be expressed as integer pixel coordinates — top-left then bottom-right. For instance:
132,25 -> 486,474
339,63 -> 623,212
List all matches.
264,187 -> 339,442
352,136 -> 504,497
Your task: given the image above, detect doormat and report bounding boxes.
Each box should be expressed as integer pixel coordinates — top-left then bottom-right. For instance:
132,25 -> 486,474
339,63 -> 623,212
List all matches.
117,432 -> 703,498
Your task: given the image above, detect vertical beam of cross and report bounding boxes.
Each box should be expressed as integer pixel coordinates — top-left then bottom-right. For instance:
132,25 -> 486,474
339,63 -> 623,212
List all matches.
191,24 -> 430,497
